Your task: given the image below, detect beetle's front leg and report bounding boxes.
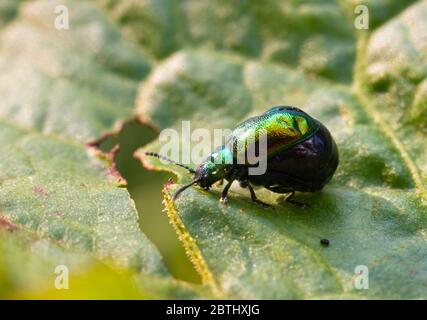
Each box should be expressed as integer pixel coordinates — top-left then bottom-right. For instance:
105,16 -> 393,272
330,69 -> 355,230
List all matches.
220,179 -> 234,204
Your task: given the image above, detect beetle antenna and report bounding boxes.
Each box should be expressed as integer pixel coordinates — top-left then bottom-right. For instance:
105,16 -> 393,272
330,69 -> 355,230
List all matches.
173,179 -> 201,201
143,152 -> 196,174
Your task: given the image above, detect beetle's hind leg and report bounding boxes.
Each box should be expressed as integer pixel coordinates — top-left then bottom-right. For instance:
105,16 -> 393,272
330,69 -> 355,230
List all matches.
240,181 -> 272,209
266,186 -> 309,208
285,191 -> 309,208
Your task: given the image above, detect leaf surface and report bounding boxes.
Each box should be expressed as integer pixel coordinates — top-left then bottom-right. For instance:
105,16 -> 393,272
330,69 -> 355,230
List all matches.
136,1 -> 427,299
0,0 -> 426,299
0,0 -> 204,298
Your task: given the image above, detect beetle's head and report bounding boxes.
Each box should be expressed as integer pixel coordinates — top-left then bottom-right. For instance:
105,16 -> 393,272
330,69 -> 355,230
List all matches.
142,148 -> 233,200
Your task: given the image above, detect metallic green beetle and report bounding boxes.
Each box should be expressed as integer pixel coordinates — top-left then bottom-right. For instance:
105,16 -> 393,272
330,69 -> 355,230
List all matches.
145,106 -> 339,207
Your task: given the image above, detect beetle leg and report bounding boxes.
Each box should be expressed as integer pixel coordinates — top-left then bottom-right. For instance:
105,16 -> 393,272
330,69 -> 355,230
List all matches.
285,191 -> 309,208
246,183 -> 272,209
220,179 -> 234,204
266,185 -> 309,208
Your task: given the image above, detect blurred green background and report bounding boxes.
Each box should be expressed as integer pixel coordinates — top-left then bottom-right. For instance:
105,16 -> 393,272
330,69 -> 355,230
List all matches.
101,123 -> 200,283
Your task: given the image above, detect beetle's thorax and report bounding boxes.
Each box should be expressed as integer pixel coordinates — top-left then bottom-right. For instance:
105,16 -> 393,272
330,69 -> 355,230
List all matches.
194,147 -> 234,189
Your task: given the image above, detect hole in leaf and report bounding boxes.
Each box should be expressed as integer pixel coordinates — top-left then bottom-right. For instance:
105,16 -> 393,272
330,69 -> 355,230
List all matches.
99,121 -> 201,284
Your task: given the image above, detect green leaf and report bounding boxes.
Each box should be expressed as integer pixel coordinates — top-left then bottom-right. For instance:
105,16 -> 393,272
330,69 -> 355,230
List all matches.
0,120 -> 166,274
359,0 -> 427,185
98,0 -> 356,82
1,0 -> 426,299
0,228 -> 207,299
0,118 -> 210,297
0,0 -> 150,141
136,2 -> 427,299
0,0 -> 207,298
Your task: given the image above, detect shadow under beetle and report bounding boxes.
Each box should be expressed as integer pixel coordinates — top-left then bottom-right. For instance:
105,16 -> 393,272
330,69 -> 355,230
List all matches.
144,106 -> 339,208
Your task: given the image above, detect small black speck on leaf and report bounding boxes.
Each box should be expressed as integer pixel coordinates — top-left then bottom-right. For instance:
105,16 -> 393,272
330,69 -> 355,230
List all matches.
320,238 -> 330,246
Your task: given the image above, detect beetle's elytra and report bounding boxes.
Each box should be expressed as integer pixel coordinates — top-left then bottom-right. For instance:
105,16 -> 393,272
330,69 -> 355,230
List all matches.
145,106 -> 339,208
